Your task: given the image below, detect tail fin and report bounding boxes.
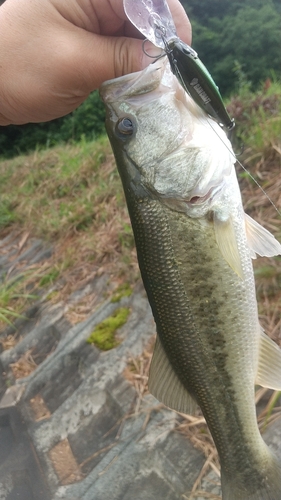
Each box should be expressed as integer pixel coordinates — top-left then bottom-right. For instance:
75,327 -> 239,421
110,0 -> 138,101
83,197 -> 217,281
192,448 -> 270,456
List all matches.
221,453 -> 281,500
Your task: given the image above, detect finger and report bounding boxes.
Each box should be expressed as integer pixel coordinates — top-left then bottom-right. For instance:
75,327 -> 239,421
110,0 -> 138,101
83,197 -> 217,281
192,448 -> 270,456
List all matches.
167,0 -> 192,44
67,32 -> 155,89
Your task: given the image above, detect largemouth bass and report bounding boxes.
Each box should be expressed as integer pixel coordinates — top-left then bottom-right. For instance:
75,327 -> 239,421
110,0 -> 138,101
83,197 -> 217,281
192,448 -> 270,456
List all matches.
100,59 -> 281,500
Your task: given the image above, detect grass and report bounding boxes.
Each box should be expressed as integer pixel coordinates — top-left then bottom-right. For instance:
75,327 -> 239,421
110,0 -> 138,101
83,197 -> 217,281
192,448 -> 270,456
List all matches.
0,136 -> 117,239
0,135 -> 139,328
0,274 -> 38,329
228,79 -> 281,154
0,200 -> 18,227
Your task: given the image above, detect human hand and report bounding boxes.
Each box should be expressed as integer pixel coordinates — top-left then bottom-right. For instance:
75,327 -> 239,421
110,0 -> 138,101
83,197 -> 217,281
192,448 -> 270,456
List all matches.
0,0 -> 191,125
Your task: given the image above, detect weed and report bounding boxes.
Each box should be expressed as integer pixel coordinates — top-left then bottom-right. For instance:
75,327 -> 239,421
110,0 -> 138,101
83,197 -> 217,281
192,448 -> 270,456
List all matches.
39,268 -> 60,287
0,200 -> 18,229
0,275 -> 37,328
228,80 -> 281,166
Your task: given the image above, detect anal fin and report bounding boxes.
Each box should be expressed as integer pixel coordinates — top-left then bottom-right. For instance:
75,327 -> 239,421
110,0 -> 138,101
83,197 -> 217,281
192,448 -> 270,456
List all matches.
148,335 -> 197,415
256,329 -> 281,390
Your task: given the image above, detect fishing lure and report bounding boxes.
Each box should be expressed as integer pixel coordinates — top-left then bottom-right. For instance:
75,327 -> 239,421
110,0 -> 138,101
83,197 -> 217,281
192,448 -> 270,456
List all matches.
162,38 -> 235,131
124,0 -> 234,131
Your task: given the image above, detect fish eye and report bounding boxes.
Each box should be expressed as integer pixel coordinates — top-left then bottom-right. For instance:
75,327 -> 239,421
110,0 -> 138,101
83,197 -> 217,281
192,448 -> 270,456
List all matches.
116,117 -> 135,136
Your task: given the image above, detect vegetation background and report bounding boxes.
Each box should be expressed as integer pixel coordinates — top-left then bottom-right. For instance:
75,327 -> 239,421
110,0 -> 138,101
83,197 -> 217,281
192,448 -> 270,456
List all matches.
0,2 -> 280,494
0,0 -> 280,158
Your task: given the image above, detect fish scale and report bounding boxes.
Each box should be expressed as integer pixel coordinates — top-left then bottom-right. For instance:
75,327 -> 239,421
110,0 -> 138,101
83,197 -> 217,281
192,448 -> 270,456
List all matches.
126,192 -> 263,483
100,58 -> 281,499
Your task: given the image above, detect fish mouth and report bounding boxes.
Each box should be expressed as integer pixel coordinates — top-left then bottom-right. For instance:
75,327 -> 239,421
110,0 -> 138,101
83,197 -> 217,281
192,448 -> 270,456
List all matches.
100,59 -> 167,104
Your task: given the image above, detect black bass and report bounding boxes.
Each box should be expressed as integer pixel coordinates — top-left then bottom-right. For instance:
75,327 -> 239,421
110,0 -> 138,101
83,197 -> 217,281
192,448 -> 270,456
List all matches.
100,59 -> 281,500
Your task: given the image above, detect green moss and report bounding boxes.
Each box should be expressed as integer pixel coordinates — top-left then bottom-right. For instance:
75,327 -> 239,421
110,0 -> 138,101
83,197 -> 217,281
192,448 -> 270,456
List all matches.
110,283 -> 132,303
87,307 -> 130,350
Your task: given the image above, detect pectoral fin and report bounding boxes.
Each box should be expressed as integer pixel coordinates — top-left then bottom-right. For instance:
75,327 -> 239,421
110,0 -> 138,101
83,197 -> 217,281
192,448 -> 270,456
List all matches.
214,214 -> 243,278
148,336 -> 197,415
245,213 -> 281,258
256,329 -> 281,390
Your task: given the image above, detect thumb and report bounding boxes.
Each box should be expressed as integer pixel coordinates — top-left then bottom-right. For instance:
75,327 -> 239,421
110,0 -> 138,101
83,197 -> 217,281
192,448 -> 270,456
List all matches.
79,33 -> 162,90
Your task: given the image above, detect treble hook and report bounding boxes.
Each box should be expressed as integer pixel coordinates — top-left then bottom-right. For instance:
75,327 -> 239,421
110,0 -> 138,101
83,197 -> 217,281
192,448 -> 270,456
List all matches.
142,39 -> 164,60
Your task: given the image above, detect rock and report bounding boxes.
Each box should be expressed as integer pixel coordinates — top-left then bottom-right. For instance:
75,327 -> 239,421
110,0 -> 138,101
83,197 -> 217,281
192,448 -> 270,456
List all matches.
0,234 -> 280,500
